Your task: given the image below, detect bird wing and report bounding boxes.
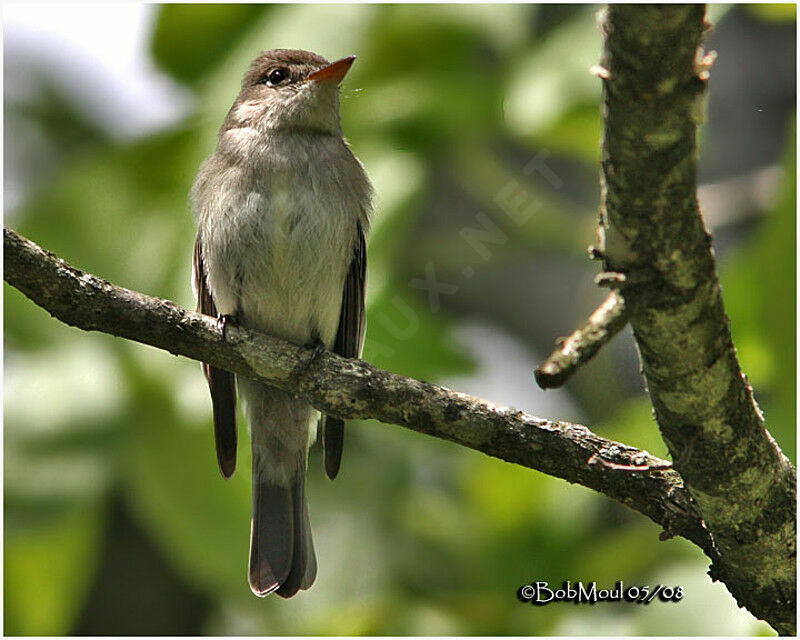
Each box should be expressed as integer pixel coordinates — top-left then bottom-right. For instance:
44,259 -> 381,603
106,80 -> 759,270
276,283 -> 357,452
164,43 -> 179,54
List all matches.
323,221 -> 367,480
193,233 -> 238,479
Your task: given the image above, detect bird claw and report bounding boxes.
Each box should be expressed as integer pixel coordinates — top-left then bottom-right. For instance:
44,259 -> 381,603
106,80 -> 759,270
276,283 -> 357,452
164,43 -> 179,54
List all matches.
299,337 -> 326,377
217,314 -> 236,341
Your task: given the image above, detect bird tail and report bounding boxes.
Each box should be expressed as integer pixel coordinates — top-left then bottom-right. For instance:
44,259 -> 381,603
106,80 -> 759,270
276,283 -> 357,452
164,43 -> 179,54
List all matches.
248,452 -> 317,598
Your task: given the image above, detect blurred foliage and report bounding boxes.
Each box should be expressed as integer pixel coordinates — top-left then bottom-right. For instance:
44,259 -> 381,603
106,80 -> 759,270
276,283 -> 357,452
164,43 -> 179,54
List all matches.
746,3 -> 798,23
4,4 -> 792,636
152,5 -> 272,86
721,122 -> 796,462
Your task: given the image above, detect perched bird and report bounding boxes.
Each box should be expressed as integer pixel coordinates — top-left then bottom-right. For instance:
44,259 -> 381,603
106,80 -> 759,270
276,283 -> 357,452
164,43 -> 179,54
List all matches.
191,49 -> 372,597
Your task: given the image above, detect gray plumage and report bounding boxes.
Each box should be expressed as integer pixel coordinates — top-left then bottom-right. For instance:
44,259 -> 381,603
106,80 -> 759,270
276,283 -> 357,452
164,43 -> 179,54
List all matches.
191,49 -> 372,597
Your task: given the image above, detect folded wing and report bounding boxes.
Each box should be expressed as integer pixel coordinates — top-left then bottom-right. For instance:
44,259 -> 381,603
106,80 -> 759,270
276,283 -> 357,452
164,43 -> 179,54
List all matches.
323,221 -> 367,480
193,234 -> 238,479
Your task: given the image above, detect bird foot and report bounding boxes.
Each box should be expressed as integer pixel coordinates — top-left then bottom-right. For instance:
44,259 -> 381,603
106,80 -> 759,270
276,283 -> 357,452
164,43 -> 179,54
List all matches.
299,337 -> 326,377
217,314 -> 236,341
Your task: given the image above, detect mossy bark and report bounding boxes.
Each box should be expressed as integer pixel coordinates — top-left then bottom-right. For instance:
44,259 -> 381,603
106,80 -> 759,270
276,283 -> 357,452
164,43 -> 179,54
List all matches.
598,5 -> 795,633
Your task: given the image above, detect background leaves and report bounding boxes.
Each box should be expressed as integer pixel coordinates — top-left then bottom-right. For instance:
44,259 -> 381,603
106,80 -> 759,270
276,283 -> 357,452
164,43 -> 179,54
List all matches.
4,4 -> 794,635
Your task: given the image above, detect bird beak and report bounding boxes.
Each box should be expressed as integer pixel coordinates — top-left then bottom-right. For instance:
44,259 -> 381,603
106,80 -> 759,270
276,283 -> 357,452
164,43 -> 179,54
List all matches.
307,56 -> 356,84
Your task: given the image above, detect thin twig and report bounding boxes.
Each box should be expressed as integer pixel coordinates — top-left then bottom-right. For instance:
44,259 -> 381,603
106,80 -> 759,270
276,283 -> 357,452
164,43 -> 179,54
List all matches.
535,291 -> 628,389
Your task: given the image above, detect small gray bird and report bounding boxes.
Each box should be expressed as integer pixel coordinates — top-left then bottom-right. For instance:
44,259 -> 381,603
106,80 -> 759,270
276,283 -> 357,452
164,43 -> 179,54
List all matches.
191,49 -> 372,598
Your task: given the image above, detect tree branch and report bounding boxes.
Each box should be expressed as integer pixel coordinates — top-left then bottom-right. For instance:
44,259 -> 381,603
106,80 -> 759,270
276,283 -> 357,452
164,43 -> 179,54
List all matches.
599,5 -> 795,633
4,226 -> 715,558
535,291 -> 628,389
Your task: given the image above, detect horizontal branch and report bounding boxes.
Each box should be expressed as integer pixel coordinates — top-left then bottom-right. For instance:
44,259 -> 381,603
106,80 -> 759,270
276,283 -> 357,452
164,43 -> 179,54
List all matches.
535,291 -> 628,389
4,227 -> 714,557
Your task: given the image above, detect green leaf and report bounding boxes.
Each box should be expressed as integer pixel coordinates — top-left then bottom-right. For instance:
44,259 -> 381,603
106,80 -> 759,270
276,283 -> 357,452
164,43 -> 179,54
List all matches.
9,127 -> 203,303
504,6 -> 602,138
4,506 -> 105,635
150,5 -> 271,85
120,354 -> 252,597
363,282 -> 474,381
746,3 -> 797,23
531,104 -> 602,163
722,119 -> 796,462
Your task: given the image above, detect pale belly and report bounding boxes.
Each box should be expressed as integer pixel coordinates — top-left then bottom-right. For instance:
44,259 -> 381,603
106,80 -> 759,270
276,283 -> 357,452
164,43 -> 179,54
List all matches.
202,178 -> 354,349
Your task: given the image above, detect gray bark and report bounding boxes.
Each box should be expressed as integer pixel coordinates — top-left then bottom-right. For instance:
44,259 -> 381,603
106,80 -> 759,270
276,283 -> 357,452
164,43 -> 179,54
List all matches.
5,225 -> 711,555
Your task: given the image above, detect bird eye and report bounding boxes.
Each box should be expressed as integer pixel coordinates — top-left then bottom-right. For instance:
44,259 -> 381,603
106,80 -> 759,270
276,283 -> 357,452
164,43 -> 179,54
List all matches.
263,68 -> 289,86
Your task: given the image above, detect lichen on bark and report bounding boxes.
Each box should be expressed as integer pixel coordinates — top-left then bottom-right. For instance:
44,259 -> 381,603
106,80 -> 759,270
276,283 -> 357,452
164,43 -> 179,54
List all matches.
598,5 -> 795,633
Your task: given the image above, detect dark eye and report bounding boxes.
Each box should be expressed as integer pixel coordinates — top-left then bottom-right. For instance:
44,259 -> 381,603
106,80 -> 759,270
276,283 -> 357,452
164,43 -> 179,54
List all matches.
263,68 -> 288,86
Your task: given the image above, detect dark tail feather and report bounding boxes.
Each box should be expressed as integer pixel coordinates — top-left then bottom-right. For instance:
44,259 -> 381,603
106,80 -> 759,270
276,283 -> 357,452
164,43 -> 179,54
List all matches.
248,479 -> 293,596
248,457 -> 317,598
323,416 -> 344,480
275,471 -> 317,597
204,363 -> 237,478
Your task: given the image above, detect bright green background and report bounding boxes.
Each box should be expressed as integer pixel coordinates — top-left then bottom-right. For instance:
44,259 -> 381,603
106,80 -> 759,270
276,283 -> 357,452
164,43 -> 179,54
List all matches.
4,4 -> 794,635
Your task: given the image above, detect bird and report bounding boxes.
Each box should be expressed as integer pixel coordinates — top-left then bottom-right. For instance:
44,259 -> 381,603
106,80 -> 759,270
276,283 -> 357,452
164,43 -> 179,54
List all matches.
190,49 -> 372,598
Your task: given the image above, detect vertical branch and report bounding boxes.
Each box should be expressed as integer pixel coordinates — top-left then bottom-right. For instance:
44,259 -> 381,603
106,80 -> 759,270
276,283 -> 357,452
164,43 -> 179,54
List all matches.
599,5 -> 795,634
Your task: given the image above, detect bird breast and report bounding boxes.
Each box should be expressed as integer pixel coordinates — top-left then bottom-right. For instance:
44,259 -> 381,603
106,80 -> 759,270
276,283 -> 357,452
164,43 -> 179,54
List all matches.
197,131 -> 367,348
